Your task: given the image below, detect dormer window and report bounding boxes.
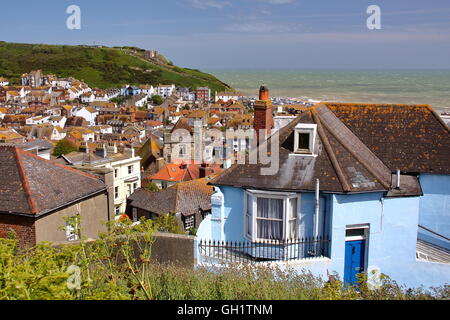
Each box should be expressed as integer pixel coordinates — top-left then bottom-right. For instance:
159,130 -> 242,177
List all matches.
293,124 -> 317,156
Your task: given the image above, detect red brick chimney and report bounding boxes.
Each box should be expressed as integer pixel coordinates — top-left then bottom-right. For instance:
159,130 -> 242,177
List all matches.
259,85 -> 270,101
199,163 -> 213,178
254,86 -> 273,141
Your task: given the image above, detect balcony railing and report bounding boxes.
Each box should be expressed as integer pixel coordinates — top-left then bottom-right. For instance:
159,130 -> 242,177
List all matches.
198,236 -> 331,264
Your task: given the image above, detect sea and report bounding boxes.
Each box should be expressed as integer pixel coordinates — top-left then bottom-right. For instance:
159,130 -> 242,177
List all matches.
205,69 -> 450,114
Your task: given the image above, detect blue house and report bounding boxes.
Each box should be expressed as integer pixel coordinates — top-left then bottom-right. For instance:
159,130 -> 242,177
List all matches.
121,85 -> 141,96
196,99 -> 450,289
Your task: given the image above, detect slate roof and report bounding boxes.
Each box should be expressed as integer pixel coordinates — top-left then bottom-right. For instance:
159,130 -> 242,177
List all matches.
128,177 -> 215,217
324,103 -> 450,175
170,118 -> 193,134
0,146 -> 106,216
211,103 -> 447,195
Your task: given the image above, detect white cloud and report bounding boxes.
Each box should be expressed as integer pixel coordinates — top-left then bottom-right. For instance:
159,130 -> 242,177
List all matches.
224,21 -> 299,33
190,0 -> 231,9
253,0 -> 295,4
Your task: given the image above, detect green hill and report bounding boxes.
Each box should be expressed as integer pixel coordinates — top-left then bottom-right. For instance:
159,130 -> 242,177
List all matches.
0,42 -> 232,93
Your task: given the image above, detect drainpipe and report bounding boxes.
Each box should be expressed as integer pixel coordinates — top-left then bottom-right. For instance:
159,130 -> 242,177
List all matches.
315,179 -> 320,238
396,169 -> 401,189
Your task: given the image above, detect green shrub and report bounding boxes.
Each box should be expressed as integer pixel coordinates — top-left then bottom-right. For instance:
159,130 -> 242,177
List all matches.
0,217 -> 448,300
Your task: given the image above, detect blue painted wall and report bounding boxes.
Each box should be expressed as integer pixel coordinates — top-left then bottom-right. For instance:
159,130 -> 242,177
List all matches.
196,186 -> 450,289
418,174 -> 450,249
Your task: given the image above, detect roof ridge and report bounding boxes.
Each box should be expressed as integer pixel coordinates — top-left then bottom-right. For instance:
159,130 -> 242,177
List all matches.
17,148 -> 101,181
426,105 -> 450,134
315,105 -> 392,190
311,109 -> 352,192
12,147 -> 39,214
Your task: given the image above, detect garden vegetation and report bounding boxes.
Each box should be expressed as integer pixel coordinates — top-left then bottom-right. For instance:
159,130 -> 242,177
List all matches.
0,218 -> 448,300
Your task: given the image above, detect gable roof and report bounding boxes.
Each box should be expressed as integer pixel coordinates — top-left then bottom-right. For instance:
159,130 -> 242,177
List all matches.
211,103 -> 446,195
0,146 -> 106,216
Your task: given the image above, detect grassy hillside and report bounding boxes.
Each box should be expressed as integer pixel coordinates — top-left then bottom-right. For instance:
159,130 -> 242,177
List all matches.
0,42 -> 232,92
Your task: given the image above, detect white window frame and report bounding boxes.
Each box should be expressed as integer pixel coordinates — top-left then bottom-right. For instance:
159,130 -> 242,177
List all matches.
185,216 -> 195,230
244,189 -> 300,242
293,124 -> 317,156
128,165 -> 134,174
345,224 -> 370,242
65,221 -> 79,241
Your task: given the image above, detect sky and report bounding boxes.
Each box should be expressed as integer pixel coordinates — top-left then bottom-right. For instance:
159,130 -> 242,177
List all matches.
1,0 -> 450,69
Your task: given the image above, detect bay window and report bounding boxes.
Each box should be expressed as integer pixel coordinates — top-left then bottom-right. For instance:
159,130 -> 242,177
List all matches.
244,190 -> 299,241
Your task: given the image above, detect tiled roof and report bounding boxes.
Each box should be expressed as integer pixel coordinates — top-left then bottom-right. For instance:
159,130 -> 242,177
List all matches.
324,103 -> 450,174
128,177 -> 215,216
0,146 -> 106,215
211,103 -> 445,195
170,118 -> 193,134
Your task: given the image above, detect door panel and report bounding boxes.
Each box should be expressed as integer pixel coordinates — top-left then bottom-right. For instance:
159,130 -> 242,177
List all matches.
344,240 -> 366,286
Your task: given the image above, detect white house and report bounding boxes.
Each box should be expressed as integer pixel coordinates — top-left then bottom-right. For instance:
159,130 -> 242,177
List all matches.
81,92 -> 95,103
0,78 -> 10,87
48,116 -> 67,128
215,91 -> 244,103
140,85 -> 155,97
157,84 -> 176,98
26,115 -> 50,125
51,126 -> 66,141
74,106 -> 98,126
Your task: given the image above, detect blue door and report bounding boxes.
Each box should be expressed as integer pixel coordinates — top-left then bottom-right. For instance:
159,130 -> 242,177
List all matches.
344,240 -> 366,286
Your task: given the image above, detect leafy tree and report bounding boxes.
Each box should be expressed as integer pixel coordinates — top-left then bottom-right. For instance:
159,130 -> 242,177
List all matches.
151,95 -> 164,106
53,139 -> 78,157
144,183 -> 160,192
154,213 -> 185,234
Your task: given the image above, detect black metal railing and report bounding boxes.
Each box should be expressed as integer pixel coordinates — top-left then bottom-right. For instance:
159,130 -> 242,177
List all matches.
198,236 -> 331,263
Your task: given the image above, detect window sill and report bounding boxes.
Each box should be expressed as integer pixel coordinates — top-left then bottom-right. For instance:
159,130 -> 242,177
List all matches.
290,152 -> 317,158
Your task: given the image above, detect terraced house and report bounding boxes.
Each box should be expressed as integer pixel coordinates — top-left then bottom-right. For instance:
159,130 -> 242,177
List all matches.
196,99 -> 450,289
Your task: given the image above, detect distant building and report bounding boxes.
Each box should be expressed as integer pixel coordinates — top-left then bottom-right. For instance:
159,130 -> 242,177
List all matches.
157,84 -> 175,98
195,87 -> 211,102
0,77 -> 10,87
215,91 -> 244,103
57,146 -> 142,215
127,177 -> 216,231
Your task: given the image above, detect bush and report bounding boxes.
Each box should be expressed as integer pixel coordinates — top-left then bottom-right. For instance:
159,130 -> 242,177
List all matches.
151,95 -> 164,106
143,183 -> 160,192
53,139 -> 78,157
0,217 -> 448,300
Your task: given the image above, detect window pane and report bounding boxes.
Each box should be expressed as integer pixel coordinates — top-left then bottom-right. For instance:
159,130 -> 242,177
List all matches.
299,133 -> 310,150
289,198 -> 297,219
257,220 -> 283,240
346,228 -> 366,237
246,194 -> 252,215
288,220 -> 297,239
257,198 -> 283,219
